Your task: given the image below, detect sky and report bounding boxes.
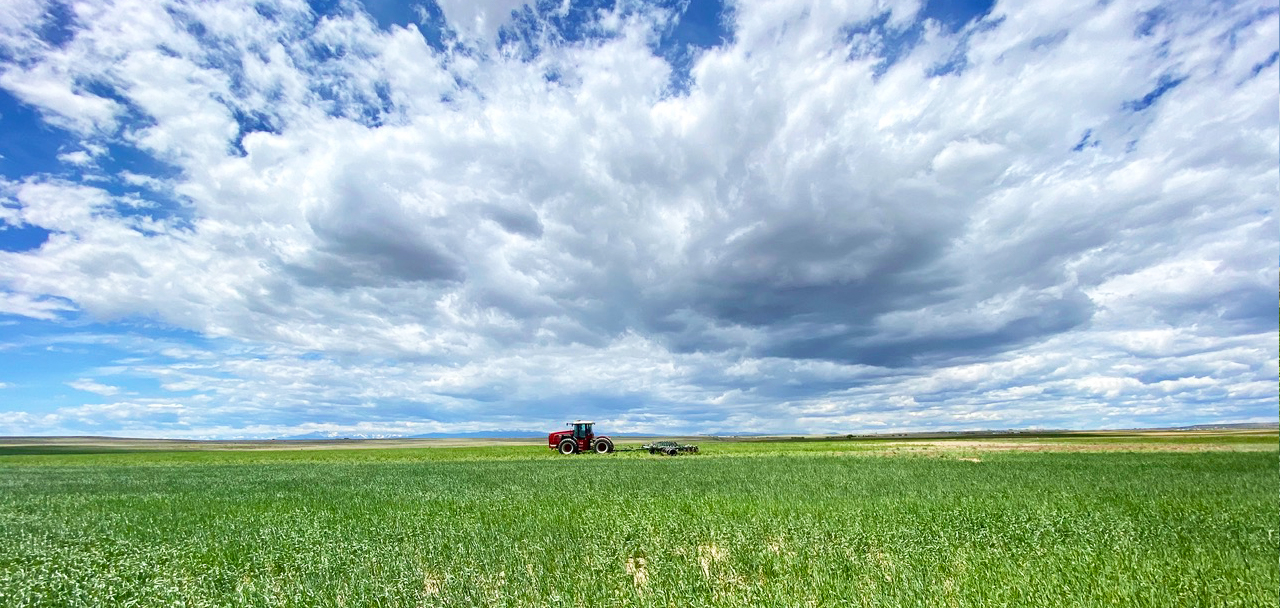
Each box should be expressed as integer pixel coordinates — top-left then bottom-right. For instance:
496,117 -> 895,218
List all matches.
0,0 -> 1275,439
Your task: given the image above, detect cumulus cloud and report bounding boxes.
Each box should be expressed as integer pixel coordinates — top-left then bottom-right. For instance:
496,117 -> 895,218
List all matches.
0,0 -> 1274,437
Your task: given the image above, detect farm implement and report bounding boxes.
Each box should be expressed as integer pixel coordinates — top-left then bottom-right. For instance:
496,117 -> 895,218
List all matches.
640,440 -> 699,455
548,421 -> 698,455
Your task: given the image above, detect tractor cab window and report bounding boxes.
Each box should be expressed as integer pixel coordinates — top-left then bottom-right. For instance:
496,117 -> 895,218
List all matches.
573,424 -> 589,439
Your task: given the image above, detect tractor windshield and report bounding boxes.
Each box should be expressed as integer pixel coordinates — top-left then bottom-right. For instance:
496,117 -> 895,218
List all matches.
573,424 -> 590,439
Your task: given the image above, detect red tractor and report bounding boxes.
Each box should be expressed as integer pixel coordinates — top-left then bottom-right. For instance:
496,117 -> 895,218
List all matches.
548,421 -> 614,455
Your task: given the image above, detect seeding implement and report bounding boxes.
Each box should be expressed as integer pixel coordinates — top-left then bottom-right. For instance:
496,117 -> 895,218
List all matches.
642,440 -> 700,455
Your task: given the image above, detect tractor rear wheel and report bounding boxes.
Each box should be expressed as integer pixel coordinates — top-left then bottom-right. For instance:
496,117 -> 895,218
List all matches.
593,438 -> 613,454
558,438 -> 577,455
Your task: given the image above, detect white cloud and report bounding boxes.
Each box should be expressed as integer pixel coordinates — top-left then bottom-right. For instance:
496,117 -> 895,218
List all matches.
0,291 -> 74,320
0,0 -> 1274,436
0,66 -> 121,133
434,0 -> 531,43
56,150 -> 93,166
67,378 -> 121,396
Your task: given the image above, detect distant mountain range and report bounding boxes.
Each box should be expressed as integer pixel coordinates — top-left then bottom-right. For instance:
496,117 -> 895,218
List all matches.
1,422 -> 1272,443
275,430 -> 667,440
276,430 -> 544,440
273,421 -> 1277,441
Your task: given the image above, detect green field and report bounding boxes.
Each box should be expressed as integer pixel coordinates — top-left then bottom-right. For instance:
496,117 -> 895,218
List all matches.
0,434 -> 1276,607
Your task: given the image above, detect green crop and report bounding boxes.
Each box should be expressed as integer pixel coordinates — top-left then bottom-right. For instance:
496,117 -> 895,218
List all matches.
0,440 -> 1275,607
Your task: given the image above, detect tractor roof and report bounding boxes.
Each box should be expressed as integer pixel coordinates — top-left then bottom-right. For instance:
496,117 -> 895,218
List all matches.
569,420 -> 594,425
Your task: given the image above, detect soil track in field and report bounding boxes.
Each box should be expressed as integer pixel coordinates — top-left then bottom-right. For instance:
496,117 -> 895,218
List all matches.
877,434 -> 1278,454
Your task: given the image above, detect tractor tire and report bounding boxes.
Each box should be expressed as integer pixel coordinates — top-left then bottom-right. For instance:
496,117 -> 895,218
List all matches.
593,438 -> 613,454
558,438 -> 578,455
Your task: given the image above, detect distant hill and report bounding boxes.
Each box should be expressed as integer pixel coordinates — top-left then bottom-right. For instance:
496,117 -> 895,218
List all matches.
1168,422 -> 1278,431
276,430 -> 674,440
409,430 -> 546,439
276,430 -> 547,440
39,421 -> 1268,442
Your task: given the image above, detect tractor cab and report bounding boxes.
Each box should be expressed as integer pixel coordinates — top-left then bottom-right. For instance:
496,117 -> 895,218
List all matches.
549,420 -> 614,454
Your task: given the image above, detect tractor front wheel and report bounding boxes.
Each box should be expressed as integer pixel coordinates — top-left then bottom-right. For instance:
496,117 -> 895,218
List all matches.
558,438 -> 578,455
593,438 -> 613,454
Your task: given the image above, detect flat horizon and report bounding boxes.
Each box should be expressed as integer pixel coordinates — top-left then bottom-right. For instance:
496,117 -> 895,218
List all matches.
3,421 -> 1275,444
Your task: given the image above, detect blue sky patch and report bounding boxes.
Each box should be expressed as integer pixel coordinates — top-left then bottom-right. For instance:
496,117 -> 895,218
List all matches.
1072,129 -> 1099,152
1249,50 -> 1278,77
921,0 -> 995,32
843,13 -> 925,78
352,0 -> 429,31
0,224 -> 51,252
1134,7 -> 1167,38
654,0 -> 734,93
0,90 -> 79,179
1123,74 -> 1186,111
412,1 -> 457,52
33,1 -> 78,50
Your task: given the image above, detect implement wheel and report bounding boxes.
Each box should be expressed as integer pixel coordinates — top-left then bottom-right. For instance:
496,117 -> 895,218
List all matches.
558,438 -> 578,455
